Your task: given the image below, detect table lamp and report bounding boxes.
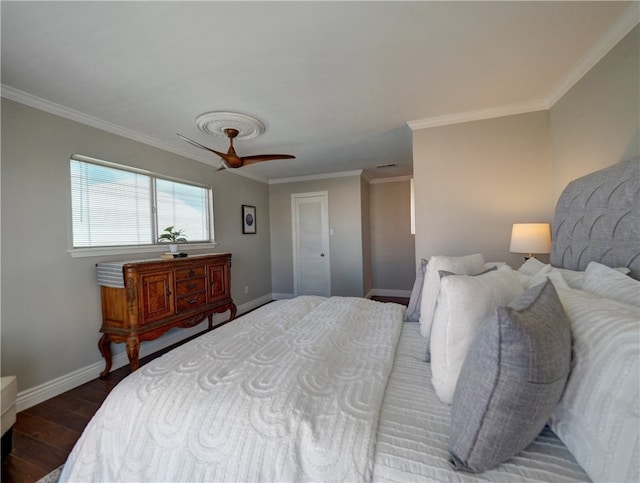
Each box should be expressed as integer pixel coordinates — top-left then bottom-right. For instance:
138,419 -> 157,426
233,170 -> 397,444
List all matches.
509,223 -> 551,259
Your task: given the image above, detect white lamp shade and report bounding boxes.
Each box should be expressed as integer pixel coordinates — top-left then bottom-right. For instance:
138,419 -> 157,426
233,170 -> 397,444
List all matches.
509,223 -> 551,255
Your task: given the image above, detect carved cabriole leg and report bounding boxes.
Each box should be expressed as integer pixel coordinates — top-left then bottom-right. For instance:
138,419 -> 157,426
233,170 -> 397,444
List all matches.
126,337 -> 140,372
98,334 -> 112,379
208,313 -> 213,329
229,303 -> 237,321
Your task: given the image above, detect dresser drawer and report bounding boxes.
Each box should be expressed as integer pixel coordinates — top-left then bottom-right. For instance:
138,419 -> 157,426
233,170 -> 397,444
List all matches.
176,291 -> 207,312
175,277 -> 206,295
175,266 -> 205,280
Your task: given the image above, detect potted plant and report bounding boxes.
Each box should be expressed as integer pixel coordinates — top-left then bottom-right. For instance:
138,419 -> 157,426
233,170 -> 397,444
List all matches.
158,226 -> 188,253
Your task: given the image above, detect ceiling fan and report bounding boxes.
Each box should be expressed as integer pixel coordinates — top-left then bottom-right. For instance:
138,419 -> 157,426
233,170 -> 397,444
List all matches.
177,112 -> 295,170
177,128 -> 295,170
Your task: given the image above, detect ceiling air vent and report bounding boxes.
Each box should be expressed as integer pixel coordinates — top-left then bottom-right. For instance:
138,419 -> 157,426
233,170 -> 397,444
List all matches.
376,163 -> 397,169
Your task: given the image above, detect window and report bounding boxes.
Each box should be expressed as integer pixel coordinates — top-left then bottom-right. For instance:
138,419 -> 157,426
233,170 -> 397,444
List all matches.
70,155 -> 213,249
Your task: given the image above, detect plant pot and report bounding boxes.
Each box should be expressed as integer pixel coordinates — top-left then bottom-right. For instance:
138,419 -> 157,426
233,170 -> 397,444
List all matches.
169,244 -> 178,253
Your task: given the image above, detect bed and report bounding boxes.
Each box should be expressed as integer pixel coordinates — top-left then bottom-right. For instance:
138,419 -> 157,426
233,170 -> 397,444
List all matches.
60,158 -> 639,482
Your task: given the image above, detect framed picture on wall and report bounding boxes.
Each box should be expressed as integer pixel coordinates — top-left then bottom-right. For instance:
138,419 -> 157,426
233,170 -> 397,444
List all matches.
242,205 -> 257,234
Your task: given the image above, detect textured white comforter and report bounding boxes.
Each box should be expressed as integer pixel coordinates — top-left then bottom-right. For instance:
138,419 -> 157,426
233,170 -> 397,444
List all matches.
61,296 -> 404,482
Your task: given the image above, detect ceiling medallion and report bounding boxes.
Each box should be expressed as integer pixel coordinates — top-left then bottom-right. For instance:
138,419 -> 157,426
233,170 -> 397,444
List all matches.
195,112 -> 265,140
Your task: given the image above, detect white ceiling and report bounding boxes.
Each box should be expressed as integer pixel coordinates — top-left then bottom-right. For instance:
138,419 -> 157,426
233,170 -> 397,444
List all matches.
1,1 -> 637,182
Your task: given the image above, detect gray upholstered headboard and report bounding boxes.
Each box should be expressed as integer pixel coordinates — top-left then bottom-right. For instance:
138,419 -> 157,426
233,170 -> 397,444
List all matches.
551,157 -> 640,280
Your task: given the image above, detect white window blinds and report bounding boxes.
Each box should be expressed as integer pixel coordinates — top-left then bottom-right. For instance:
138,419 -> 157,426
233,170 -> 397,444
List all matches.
70,155 -> 213,248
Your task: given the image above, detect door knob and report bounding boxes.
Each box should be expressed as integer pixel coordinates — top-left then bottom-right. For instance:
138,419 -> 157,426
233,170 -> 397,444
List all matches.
320,253 -> 325,257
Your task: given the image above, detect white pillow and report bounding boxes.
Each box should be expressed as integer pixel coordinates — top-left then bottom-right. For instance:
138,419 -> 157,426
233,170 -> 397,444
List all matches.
516,258 -> 553,289
483,261 -> 506,270
550,285 -> 639,483
582,261 -> 640,307
517,257 -> 547,276
546,268 -> 571,291
418,253 -> 485,338
430,265 -> 523,404
528,263 -> 631,291
554,268 -> 585,290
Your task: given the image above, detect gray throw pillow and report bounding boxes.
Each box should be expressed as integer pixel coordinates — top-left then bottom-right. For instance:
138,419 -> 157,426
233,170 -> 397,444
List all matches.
405,258 -> 428,322
448,279 -> 571,473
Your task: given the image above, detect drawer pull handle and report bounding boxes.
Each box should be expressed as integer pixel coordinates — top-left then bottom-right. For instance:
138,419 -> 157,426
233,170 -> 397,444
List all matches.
188,269 -> 195,278
166,289 -> 172,297
186,283 -> 198,289
187,296 -> 199,304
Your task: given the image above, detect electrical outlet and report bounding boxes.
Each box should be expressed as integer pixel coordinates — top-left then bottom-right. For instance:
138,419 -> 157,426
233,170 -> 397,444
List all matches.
244,286 -> 249,295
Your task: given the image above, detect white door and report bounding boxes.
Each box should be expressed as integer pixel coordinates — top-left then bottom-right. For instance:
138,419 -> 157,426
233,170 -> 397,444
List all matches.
292,191 -> 330,296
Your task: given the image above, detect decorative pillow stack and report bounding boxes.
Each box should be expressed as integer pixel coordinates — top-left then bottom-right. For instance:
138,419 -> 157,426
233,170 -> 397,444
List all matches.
548,262 -> 639,483
448,279 -> 572,473
516,257 -> 631,291
418,253 -> 485,339
430,265 -> 523,404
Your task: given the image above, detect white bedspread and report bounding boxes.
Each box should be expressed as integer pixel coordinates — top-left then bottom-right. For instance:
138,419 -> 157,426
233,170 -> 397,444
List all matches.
61,296 -> 404,482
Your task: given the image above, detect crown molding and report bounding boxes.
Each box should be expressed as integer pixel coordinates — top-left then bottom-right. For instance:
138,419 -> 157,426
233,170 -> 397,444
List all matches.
546,2 -> 640,107
1,85 -> 197,157
407,99 -> 548,131
408,4 -> 639,131
0,85 -> 269,184
369,175 -> 413,185
269,169 -> 363,185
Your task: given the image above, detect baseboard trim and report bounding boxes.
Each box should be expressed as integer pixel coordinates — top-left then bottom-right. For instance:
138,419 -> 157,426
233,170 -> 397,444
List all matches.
272,292 -> 295,300
239,293 -> 274,313
16,294 -> 273,412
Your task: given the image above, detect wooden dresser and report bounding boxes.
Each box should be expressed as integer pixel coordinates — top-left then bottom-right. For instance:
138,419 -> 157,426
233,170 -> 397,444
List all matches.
97,253 -> 236,377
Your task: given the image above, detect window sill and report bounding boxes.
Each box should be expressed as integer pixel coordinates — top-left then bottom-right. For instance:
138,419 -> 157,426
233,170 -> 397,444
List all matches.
68,242 -> 219,259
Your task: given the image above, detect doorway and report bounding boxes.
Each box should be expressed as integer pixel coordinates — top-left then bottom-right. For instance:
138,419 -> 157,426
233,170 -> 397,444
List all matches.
291,191 -> 331,296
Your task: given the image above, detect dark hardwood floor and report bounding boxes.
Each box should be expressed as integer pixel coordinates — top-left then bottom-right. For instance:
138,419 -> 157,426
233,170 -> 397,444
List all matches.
1,296 -> 408,483
370,295 -> 410,305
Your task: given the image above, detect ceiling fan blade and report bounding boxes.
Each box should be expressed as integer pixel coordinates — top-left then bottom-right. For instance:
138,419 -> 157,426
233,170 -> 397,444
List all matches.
241,154 -> 296,166
177,133 -> 217,153
179,133 -> 293,169
216,157 -> 233,171
177,133 -> 228,159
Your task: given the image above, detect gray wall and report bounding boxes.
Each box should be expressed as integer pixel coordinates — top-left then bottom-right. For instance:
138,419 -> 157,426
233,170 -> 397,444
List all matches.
550,25 -> 639,201
369,179 -> 416,291
1,99 -> 272,392
413,111 -> 553,267
269,175 -> 365,297
412,26 -> 639,269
